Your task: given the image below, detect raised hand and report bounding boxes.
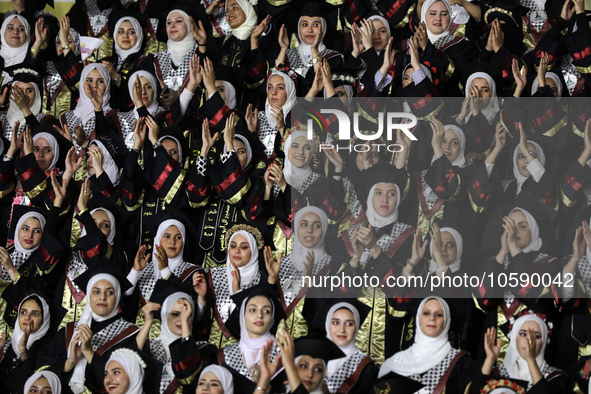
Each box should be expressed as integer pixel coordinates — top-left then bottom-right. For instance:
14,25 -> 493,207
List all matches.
537,51 -> 549,89
223,112 -> 236,152
22,126 -> 33,156
231,262 -> 241,293
512,58 -> 527,97
6,121 -> 22,159
134,245 -> 148,272
193,270 -> 207,301
146,116 -> 160,145
142,302 -> 161,326
302,250 -> 315,277
188,54 -> 203,92
190,17 -> 207,45
154,244 -> 169,271
84,82 -> 103,111
87,144 -> 105,176
264,246 -> 282,285
73,125 -> 89,149
77,178 -> 91,211
245,103 -> 259,133
408,228 -> 428,268
252,15 -> 272,42
201,118 -> 219,158
51,171 -> 68,208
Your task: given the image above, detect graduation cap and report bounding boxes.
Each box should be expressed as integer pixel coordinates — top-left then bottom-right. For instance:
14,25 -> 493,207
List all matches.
213,64 -> 244,106
73,259 -> 133,294
482,2 -> 529,25
156,3 -> 211,43
330,67 -> 359,89
91,129 -> 129,169
476,375 -> 528,394
8,65 -> 44,92
302,298 -> 371,337
356,372 -> 424,394
359,163 -> 409,207
293,336 -> 345,362
148,279 -> 195,320
31,120 -> 74,172
25,0 -> 54,12
225,284 -> 287,339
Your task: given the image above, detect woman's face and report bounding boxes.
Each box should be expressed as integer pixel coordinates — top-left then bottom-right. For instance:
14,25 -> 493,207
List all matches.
115,21 -> 138,51
138,76 -> 155,107
516,320 -> 544,359
441,128 -> 461,163
215,81 -> 228,104
19,299 -> 43,333
440,231 -> 458,265
267,75 -> 288,107
160,225 -> 183,259
33,137 -> 54,172
166,12 -> 188,42
334,86 -> 349,107
244,295 -> 273,338
233,139 -> 248,169
425,1 -> 450,35
508,210 -> 532,250
402,66 -> 415,88
296,356 -> 325,393
288,136 -> 312,168
356,143 -> 380,170
371,19 -> 388,51
328,308 -> 356,348
299,16 -> 323,45
196,371 -> 225,394
85,69 -> 107,97
92,210 -> 112,239
4,17 -> 27,48
228,234 -> 252,267
226,0 -> 247,29
18,217 -> 42,250
161,138 -> 180,162
515,143 -> 539,177
419,299 -> 446,338
297,211 -> 323,248
104,360 -> 131,394
543,78 -> 558,97
371,182 -> 398,217
56,32 -> 76,56
470,78 -> 492,109
89,279 -> 117,316
27,376 -> 52,394
14,81 -> 36,109
167,299 -> 190,336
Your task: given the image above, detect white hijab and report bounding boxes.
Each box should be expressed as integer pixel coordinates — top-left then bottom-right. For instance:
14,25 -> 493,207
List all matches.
199,365 -> 235,394
296,16 -> 327,65
429,227 -> 463,273
223,81 -> 237,110
223,134 -> 253,169
7,81 -> 42,129
11,294 -> 51,359
128,70 -> 159,119
107,349 -> 146,394
366,183 -> 400,228
282,131 -> 313,190
159,135 -> 183,164
502,314 -> 549,384
113,17 -> 144,63
379,296 -> 452,377
80,208 -> 116,245
238,295 -> 275,368
90,140 -> 120,186
464,72 -> 500,124
14,211 -> 46,254
0,15 -> 30,67
443,125 -> 465,167
74,64 -> 112,125
226,230 -> 260,295
166,10 -> 196,67
265,70 -> 296,129
420,0 -> 452,45
152,219 -> 186,280
325,302 -> 360,378
227,0 -> 257,40
530,71 -> 563,100
292,206 -> 329,272
31,132 -> 60,171
159,291 -> 194,362
368,16 -> 391,55
24,371 -> 62,394
293,356 -> 325,394
512,141 -> 545,193
69,273 -> 121,394
508,207 -> 543,254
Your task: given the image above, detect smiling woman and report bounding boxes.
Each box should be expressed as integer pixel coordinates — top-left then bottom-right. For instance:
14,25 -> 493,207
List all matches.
0,15 -> 31,68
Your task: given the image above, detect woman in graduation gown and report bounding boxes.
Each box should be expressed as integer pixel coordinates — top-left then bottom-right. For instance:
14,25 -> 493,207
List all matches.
380,296 -> 480,393
323,302 -> 380,394
36,267 -> 140,394
23,371 -> 62,394
0,15 -> 34,71
0,293 -> 53,393
482,313 -> 568,392
274,206 -> 333,332
195,224 -> 267,347
137,288 -> 216,393
102,14 -> 148,112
